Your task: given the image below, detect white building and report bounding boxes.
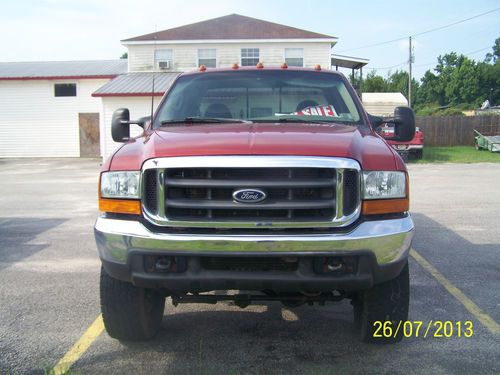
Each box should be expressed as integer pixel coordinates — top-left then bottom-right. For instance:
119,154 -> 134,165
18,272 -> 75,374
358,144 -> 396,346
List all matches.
0,60 -> 126,157
0,14 -> 369,158
361,92 -> 408,117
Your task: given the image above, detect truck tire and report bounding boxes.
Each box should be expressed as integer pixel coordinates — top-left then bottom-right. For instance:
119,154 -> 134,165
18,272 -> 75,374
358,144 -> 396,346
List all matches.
353,261 -> 409,343
399,151 -> 409,163
100,267 -> 165,341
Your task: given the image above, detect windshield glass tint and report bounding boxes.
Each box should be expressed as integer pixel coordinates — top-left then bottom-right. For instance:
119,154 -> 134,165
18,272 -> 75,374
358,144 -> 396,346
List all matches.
155,70 -> 363,126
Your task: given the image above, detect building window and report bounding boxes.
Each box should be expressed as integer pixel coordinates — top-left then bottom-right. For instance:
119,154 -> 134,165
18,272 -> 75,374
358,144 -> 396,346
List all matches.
54,83 -> 76,97
155,49 -> 173,69
198,49 -> 216,68
285,48 -> 304,67
241,48 -> 260,66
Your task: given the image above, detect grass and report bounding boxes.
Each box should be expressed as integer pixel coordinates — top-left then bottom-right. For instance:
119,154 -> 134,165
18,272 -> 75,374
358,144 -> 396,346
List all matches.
411,146 -> 500,163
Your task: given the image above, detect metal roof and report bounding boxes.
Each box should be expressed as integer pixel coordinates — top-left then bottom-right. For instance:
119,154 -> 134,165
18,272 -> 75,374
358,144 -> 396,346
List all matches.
331,54 -> 369,70
362,92 -> 408,104
0,59 -> 127,79
92,72 -> 180,97
123,14 -> 337,42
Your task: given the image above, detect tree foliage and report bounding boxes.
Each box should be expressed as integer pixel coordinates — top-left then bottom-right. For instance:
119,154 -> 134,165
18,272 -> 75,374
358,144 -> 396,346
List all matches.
359,36 -> 499,113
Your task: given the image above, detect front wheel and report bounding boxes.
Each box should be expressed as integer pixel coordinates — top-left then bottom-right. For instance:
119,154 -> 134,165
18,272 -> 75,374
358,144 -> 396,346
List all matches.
353,261 -> 409,343
100,267 -> 165,341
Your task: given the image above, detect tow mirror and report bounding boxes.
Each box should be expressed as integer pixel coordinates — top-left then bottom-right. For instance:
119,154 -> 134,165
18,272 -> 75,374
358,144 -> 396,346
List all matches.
370,107 -> 416,142
111,109 -> 148,143
392,107 -> 416,142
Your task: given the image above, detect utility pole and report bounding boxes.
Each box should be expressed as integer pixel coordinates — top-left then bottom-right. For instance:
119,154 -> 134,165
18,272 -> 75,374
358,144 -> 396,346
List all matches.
408,36 -> 413,108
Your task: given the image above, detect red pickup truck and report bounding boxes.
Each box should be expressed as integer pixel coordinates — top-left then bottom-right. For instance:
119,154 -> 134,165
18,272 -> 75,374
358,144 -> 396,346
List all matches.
95,66 -> 415,344
380,125 -> 424,161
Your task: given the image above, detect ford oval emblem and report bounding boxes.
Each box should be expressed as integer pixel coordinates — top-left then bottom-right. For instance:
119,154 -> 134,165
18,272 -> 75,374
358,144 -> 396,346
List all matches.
233,189 -> 267,204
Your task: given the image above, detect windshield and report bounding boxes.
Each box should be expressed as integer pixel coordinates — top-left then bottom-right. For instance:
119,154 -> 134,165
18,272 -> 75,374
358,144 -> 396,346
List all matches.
154,70 -> 364,127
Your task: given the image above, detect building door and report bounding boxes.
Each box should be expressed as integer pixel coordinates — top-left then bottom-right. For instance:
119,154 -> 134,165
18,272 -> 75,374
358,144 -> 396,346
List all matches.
79,113 -> 100,157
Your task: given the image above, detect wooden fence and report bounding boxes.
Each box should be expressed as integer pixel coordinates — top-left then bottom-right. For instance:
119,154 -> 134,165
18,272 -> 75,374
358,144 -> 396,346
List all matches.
415,115 -> 500,147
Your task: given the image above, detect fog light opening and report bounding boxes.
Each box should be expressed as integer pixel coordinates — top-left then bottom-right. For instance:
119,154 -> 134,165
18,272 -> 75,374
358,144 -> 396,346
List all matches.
315,256 -> 356,274
156,257 -> 174,271
145,255 -> 187,273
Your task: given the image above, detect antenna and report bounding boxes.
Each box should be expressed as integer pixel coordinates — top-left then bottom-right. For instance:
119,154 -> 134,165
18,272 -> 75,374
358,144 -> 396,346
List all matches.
151,34 -> 157,123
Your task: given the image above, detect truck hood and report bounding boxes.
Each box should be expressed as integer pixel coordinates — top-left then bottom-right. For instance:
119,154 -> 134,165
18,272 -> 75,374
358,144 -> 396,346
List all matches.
107,122 -> 403,171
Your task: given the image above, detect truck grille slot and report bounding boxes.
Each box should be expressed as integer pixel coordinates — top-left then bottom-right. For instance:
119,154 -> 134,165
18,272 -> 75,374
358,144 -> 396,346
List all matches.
163,168 -> 336,221
143,170 -> 158,214
141,158 -> 361,228
343,170 -> 359,216
201,257 -> 298,272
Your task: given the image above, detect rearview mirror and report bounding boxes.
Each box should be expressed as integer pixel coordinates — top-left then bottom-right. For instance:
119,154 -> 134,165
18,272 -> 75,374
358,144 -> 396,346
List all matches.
392,106 -> 416,142
370,107 -> 416,142
111,109 -> 148,143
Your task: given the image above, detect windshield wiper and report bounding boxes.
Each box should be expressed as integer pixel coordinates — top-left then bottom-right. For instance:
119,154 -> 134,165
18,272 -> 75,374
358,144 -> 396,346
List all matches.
161,117 -> 251,125
252,117 -> 335,124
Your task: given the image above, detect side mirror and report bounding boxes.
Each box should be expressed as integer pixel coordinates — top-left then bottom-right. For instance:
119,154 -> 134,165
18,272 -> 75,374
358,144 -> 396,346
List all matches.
111,109 -> 148,143
370,107 -> 415,142
392,106 -> 416,142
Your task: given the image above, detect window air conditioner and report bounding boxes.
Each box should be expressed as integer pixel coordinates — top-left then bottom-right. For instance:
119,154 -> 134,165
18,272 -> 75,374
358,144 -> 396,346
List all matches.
158,60 -> 171,70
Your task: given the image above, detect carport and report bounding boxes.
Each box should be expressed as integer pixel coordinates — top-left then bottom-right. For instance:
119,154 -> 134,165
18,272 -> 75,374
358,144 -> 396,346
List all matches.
331,54 -> 369,93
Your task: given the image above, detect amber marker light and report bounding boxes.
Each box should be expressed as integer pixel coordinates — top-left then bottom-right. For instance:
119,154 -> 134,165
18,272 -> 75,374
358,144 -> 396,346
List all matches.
281,62 -> 288,69
232,63 -> 239,69
314,64 -> 322,71
199,65 -> 207,71
362,198 -> 409,216
99,198 -> 141,215
256,62 -> 264,69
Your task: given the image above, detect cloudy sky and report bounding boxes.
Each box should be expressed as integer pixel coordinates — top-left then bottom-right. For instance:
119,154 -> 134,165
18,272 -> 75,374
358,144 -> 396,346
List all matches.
1,0 -> 498,79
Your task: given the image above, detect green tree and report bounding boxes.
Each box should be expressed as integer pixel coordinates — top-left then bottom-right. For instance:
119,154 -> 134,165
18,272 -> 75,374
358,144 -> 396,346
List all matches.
484,37 -> 500,63
363,70 -> 388,92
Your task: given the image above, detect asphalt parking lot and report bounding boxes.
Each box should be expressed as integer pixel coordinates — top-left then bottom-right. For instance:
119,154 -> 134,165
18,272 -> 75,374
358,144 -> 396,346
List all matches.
0,158 -> 499,374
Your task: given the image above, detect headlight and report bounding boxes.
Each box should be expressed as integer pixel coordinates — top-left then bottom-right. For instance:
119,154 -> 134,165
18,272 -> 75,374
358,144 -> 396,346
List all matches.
362,171 -> 406,200
100,171 -> 140,199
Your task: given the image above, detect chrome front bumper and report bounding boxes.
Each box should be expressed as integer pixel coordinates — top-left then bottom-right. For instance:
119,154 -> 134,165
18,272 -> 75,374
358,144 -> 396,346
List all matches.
94,215 -> 414,266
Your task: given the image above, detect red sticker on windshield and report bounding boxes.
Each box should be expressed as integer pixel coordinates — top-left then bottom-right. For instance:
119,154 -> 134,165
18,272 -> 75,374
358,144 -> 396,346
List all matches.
295,105 -> 338,117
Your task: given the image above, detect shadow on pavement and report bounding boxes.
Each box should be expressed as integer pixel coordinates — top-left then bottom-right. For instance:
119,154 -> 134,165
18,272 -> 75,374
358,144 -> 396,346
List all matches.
0,218 -> 66,271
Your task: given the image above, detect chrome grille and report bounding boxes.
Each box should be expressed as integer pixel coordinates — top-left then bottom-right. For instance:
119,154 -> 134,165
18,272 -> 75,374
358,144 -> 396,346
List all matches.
163,167 -> 335,221
141,156 -> 361,228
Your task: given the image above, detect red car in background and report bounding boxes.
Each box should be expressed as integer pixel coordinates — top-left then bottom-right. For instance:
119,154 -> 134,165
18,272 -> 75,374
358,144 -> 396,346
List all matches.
380,126 -> 424,161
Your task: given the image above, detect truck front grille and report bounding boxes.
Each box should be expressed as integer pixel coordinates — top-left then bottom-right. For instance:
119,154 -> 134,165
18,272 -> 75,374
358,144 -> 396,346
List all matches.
163,167 -> 336,221
141,157 -> 360,228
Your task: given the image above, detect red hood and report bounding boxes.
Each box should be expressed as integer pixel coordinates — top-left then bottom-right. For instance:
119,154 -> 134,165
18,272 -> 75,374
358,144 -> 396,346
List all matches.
106,123 -> 404,171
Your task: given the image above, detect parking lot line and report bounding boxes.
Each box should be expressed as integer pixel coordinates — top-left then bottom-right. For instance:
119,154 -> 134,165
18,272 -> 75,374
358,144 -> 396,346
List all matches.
52,315 -> 104,375
49,250 -> 498,374
410,249 -> 500,335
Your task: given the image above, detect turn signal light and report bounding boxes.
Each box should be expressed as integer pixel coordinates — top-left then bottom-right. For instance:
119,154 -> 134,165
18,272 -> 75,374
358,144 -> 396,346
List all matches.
199,65 -> 206,71
314,64 -> 322,71
232,63 -> 239,69
99,198 -> 141,215
362,198 -> 409,216
281,62 -> 288,69
256,62 -> 264,69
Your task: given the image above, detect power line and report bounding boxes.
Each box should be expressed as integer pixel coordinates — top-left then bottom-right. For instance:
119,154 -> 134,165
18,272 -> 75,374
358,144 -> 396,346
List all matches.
336,7 -> 500,53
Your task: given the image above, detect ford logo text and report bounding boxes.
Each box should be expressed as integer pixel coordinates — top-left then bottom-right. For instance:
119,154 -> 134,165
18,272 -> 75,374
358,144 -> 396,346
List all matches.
232,189 -> 267,204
